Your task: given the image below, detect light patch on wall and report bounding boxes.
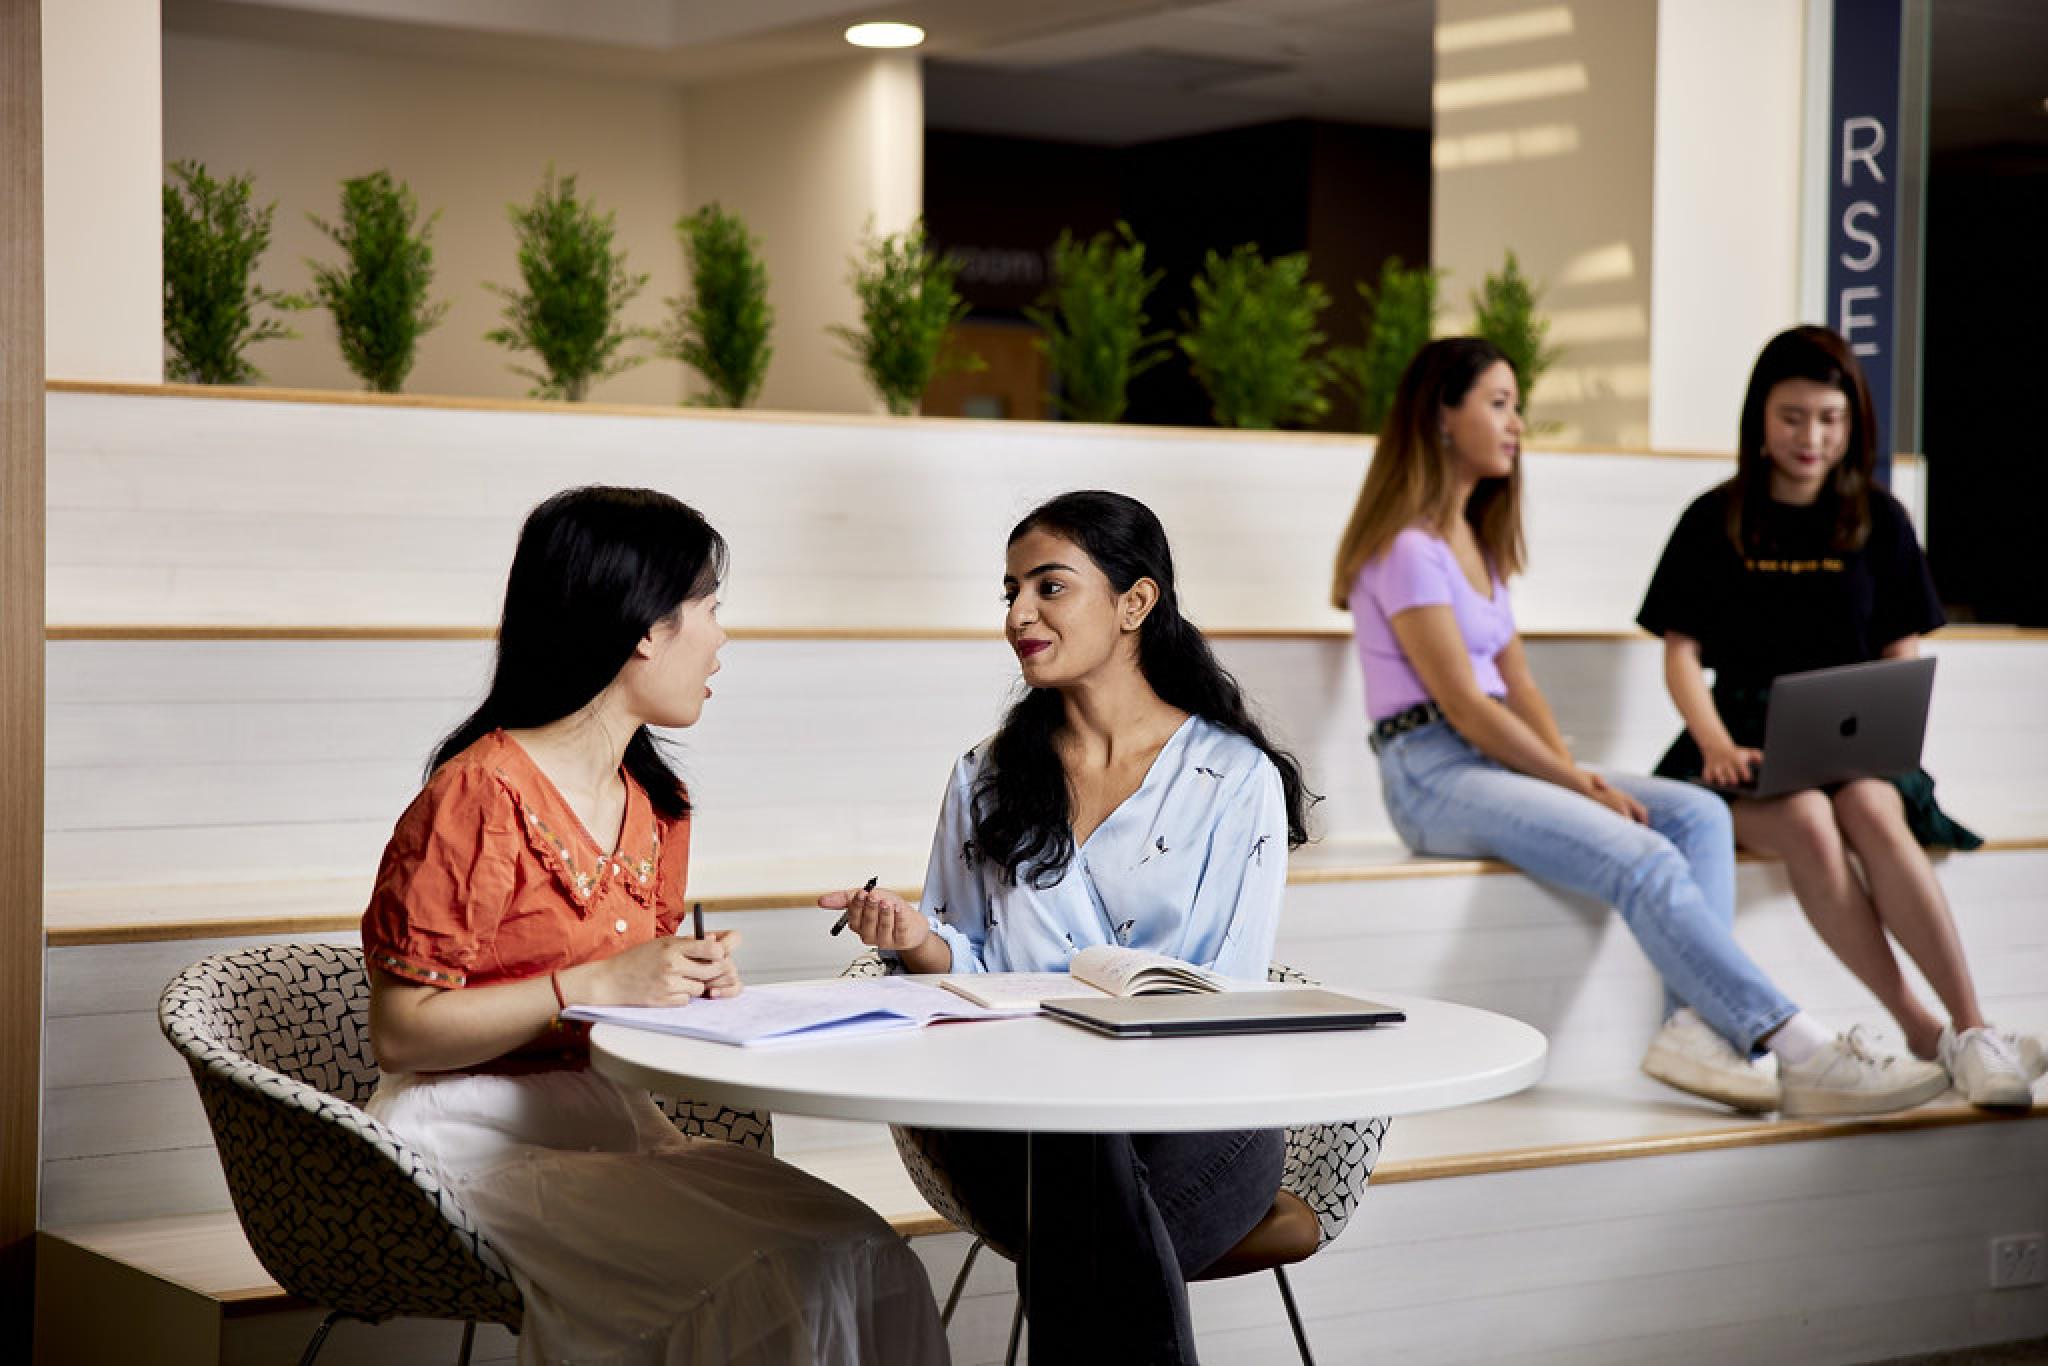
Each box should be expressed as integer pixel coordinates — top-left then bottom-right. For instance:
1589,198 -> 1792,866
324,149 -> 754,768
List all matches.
1557,242 -> 1635,287
1432,122 -> 1580,169
1536,361 -> 1653,403
1436,6 -> 1575,55
1546,305 -> 1648,344
1433,63 -> 1588,113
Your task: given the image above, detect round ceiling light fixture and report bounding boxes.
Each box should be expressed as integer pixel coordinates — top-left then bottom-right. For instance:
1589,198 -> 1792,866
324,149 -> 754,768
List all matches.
845,21 -> 925,49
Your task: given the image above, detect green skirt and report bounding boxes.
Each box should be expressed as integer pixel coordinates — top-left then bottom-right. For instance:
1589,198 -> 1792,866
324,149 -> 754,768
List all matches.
1651,684 -> 1983,852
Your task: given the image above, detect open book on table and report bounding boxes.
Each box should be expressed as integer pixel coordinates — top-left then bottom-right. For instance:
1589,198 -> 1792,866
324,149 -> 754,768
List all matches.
563,976 -> 1030,1048
937,945 -> 1236,1010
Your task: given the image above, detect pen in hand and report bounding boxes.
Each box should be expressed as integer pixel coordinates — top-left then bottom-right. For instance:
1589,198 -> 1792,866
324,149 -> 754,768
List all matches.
829,876 -> 879,937
692,901 -> 705,941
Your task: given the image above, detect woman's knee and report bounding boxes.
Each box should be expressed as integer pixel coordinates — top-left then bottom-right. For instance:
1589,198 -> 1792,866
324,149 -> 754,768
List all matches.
1832,779 -> 1908,844
1750,791 -> 1844,864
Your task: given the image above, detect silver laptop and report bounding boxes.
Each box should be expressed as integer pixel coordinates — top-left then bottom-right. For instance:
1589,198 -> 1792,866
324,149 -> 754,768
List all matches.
1709,656 -> 1936,800
1041,989 -> 1405,1038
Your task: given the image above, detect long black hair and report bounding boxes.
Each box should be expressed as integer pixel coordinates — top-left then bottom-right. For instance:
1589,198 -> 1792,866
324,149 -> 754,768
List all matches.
975,490 -> 1315,888
430,485 -> 727,819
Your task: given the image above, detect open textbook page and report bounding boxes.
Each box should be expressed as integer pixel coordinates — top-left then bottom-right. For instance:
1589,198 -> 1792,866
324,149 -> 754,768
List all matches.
938,946 -> 1232,1010
564,976 -> 1029,1047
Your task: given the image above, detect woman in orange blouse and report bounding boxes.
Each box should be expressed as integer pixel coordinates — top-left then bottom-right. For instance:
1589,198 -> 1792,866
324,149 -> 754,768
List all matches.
361,486 -> 947,1366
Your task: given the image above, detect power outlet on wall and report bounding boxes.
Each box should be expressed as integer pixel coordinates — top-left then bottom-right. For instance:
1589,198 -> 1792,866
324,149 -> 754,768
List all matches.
1990,1234 -> 2046,1290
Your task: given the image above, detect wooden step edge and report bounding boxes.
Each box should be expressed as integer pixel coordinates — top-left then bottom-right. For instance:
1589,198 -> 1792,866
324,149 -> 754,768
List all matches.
1371,1098 -> 2047,1186
44,837 -> 2048,948
45,623 -> 2048,643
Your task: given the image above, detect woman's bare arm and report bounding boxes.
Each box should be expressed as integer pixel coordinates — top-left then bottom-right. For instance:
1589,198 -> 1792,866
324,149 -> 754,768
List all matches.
1661,632 -> 1761,787
369,931 -> 743,1074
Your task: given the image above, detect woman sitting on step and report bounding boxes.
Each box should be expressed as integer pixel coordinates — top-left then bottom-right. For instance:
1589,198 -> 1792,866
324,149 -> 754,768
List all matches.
360,486 -> 948,1366
1638,325 -> 2041,1110
823,489 -> 1312,1365
1332,336 -> 1947,1120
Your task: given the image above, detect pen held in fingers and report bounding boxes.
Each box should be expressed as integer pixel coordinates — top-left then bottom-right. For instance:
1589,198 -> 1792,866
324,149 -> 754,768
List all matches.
828,875 -> 881,937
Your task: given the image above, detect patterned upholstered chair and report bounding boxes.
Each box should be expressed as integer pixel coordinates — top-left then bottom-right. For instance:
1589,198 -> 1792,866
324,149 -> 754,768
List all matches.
842,951 -> 1391,1364
159,942 -> 773,1366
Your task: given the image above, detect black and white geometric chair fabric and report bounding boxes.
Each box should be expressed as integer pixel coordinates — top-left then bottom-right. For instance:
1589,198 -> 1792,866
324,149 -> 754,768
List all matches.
840,950 -> 1392,1360
159,942 -> 774,1364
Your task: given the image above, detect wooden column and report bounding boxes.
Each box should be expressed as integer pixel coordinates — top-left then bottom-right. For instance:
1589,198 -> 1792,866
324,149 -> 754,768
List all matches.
0,0 -> 46,1348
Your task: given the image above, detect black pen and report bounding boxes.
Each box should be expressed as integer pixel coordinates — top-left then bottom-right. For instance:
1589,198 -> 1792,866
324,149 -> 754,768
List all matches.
692,900 -> 706,941
830,876 -> 879,936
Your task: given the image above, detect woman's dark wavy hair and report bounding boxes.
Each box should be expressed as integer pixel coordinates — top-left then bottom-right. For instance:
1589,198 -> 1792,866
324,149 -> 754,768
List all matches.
1724,324 -> 1876,555
975,490 -> 1315,889
430,486 -> 726,820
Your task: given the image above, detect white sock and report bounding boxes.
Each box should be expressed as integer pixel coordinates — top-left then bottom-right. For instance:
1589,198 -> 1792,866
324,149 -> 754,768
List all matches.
1765,1012 -> 1832,1065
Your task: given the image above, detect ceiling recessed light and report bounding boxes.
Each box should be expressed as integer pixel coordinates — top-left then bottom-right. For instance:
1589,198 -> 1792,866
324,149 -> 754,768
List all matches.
846,22 -> 925,50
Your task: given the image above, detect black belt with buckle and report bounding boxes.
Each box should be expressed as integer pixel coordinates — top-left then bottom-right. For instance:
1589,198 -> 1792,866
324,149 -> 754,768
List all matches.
1369,701 -> 1450,753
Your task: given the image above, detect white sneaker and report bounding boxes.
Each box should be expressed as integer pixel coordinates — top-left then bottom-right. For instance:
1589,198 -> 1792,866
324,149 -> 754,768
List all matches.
2005,1030 -> 2045,1082
1641,1009 -> 1781,1113
1939,1025 -> 2037,1110
1779,1026 -> 1951,1118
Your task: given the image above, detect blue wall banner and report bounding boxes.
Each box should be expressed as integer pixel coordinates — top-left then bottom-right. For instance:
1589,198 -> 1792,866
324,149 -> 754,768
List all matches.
1827,0 -> 1904,484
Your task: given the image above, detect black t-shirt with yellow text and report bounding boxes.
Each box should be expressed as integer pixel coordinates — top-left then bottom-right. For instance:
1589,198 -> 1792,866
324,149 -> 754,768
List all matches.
1636,483 -> 1944,691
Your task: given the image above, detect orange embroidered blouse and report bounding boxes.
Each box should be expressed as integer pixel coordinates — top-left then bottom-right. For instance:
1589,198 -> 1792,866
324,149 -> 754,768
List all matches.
361,730 -> 692,992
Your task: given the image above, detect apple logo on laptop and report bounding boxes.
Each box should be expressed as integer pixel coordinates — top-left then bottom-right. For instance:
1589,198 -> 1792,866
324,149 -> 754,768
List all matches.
1839,714 -> 1859,739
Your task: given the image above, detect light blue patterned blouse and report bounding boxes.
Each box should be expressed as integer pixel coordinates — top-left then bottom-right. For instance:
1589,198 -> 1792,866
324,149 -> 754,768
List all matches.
915,715 -> 1288,983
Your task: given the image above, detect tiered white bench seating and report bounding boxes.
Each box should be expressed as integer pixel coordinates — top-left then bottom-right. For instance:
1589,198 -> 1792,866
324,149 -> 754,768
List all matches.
35,386 -> 2048,1366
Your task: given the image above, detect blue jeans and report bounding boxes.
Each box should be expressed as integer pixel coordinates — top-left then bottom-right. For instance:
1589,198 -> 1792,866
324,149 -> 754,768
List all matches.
1377,720 -> 1797,1052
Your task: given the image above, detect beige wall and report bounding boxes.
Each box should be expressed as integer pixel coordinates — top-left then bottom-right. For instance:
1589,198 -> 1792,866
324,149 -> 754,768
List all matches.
43,0 -> 162,383
1433,0 -> 1658,445
685,54 -> 923,414
162,30 -> 691,403
1648,0 -> 1804,452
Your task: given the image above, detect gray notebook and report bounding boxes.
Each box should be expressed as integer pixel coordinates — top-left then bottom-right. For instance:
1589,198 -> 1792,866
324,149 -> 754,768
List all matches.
1041,988 -> 1405,1038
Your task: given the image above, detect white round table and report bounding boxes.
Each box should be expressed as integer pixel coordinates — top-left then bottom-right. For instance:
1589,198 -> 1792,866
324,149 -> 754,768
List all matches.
591,986 -> 1547,1132
595,984 -> 1544,1365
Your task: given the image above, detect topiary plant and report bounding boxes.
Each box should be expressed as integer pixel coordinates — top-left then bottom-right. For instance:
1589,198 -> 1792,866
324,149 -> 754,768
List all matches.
829,221 -> 982,417
1469,250 -> 1562,419
659,203 -> 774,409
161,160 -> 297,385
1023,223 -> 1170,424
1330,257 -> 1440,433
1177,244 -> 1332,430
305,170 -> 446,394
484,169 -> 650,401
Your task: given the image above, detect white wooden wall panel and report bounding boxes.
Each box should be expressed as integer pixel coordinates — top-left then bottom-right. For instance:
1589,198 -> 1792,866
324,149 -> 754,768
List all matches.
40,851 -> 2048,1227
43,635 -> 2041,890
45,389 -> 1924,635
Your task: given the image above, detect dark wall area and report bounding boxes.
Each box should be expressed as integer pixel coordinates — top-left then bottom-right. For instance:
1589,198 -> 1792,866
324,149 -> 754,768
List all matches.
1921,144 -> 2048,625
924,120 -> 1431,430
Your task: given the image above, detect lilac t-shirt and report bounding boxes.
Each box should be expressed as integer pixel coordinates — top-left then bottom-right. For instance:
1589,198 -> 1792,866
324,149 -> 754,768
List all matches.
1348,527 -> 1517,722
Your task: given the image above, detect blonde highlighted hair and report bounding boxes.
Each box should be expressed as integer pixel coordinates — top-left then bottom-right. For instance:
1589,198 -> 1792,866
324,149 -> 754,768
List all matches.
1330,336 -> 1526,609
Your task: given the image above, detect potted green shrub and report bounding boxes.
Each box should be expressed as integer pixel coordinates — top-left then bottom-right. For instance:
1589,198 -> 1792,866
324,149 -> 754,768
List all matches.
829,221 -> 981,416
304,171 -> 446,394
1177,245 -> 1332,430
1023,223 -> 1169,424
659,203 -> 773,408
161,161 -> 297,384
1330,257 -> 1440,433
485,169 -> 650,401
1470,250 -> 1561,420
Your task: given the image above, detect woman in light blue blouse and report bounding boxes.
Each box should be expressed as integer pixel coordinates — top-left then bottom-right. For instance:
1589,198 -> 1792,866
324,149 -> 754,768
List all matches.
823,489 -> 1313,1364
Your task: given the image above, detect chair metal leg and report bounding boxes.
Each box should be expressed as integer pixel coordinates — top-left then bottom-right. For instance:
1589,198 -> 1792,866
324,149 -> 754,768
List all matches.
941,1237 -> 986,1327
1274,1265 -> 1316,1366
1003,1294 -> 1025,1366
455,1320 -> 478,1366
297,1310 -> 350,1366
